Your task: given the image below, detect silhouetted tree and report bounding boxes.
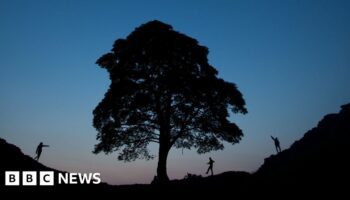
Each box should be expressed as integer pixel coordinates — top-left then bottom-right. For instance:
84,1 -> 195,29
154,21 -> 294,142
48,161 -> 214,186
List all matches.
93,20 -> 247,183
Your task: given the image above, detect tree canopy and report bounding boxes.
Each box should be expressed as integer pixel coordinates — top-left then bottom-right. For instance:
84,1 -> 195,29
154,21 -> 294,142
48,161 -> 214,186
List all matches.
93,20 -> 247,182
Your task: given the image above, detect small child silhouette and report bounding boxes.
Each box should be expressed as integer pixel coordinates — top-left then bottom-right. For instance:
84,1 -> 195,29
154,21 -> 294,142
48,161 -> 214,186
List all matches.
271,136 -> 281,153
206,157 -> 215,176
34,142 -> 49,161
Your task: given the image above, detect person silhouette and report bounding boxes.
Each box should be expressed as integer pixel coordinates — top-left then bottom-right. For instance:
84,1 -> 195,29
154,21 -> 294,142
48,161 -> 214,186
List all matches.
271,136 -> 281,153
206,157 -> 215,176
34,142 -> 49,161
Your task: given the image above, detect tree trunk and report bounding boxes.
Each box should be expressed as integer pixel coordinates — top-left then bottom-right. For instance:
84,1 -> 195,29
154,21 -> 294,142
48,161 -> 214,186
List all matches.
157,140 -> 170,183
156,96 -> 172,184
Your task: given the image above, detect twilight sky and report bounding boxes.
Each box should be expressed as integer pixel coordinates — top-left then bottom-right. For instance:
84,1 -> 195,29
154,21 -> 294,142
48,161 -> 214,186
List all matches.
1,0 -> 349,185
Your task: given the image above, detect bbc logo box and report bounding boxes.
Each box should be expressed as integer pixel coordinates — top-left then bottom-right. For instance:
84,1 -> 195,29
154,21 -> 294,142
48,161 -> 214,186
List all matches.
4,171 -> 19,186
5,171 -> 54,186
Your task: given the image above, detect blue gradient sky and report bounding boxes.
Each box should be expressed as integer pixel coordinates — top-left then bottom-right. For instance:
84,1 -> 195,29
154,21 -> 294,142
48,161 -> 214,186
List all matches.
1,0 -> 349,185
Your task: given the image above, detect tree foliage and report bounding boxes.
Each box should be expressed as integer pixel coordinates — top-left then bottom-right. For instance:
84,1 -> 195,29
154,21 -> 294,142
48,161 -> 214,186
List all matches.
93,20 -> 247,181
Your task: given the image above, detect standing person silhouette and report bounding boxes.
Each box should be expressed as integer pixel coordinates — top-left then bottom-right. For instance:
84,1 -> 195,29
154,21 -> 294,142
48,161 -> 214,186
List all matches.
34,142 -> 49,161
206,157 -> 215,176
271,136 -> 281,153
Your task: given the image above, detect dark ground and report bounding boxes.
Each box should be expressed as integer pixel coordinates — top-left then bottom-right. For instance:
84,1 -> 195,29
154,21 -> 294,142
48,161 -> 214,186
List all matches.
1,103 -> 349,195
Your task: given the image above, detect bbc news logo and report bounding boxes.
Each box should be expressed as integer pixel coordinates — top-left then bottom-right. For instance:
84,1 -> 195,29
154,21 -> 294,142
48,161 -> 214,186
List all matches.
5,171 -> 101,186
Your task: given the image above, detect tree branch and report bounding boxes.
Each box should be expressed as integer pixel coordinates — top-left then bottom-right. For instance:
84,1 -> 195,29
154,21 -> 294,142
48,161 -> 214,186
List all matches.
150,139 -> 160,143
169,107 -> 201,146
